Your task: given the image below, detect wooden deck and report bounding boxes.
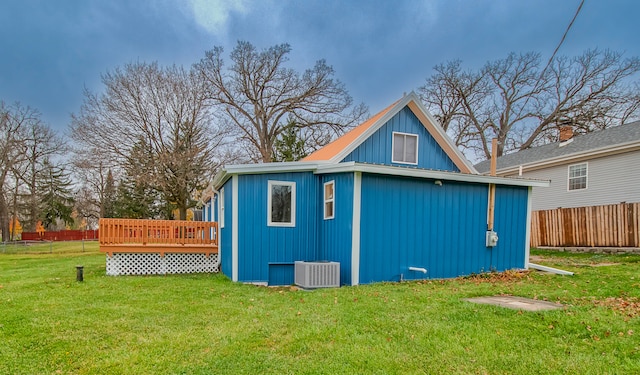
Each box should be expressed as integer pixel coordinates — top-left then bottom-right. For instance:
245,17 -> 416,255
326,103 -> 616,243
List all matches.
99,218 -> 218,256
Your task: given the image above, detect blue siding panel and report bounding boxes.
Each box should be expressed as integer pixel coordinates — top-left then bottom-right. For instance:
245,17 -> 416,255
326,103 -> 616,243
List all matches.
318,173 -> 354,285
492,185 -> 529,270
342,107 -> 459,172
223,164 -> 530,285
268,263 -> 295,286
358,174 -> 492,284
220,179 -> 233,278
236,172 -> 319,284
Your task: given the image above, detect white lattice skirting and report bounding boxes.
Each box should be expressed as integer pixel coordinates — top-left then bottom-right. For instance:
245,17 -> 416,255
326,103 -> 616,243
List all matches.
106,253 -> 219,276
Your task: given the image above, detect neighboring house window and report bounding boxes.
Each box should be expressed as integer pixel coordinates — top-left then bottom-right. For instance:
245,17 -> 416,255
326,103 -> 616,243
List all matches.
568,163 -> 587,191
219,188 -> 225,228
268,181 -> 296,227
392,132 -> 418,164
324,180 -> 335,220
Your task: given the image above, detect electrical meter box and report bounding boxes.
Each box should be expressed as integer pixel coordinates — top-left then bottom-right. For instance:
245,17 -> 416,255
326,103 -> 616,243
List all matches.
486,230 -> 499,247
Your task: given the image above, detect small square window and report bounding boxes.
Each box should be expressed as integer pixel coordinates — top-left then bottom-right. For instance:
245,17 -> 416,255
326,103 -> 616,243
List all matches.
392,132 -> 418,164
268,181 -> 296,227
568,163 -> 587,191
324,180 -> 335,220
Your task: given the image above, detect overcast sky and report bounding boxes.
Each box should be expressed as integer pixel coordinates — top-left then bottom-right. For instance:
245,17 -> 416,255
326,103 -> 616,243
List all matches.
1,0 -> 638,134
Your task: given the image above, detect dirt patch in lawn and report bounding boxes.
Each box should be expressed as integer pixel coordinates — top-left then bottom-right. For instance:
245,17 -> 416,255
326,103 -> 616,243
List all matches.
589,262 -> 621,267
529,255 -> 620,267
464,296 -> 564,311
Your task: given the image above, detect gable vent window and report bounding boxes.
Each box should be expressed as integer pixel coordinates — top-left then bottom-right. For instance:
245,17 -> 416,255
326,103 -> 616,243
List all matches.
268,181 -> 296,227
568,163 -> 587,191
392,132 -> 418,164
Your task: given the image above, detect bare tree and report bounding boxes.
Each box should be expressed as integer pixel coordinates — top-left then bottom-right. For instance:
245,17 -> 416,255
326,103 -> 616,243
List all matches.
71,148 -> 116,223
70,62 -> 229,220
0,102 -> 69,239
16,122 -> 66,231
196,41 -> 368,162
419,49 -> 640,161
0,102 -> 31,240
419,60 -> 493,154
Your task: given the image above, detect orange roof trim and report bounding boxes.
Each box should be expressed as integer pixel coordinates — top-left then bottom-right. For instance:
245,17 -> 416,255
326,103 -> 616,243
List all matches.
302,100 -> 399,162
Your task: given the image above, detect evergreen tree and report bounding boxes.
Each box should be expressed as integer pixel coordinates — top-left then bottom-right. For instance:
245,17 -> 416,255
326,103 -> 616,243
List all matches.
273,120 -> 308,162
102,169 -> 117,218
38,159 -> 75,229
111,169 -> 166,220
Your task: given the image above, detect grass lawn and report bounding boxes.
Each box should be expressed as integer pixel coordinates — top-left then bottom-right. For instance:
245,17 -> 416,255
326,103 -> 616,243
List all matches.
1,244 -> 639,374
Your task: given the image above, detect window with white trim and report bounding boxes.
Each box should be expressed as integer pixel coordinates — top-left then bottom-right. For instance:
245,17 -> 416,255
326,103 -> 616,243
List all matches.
568,163 -> 587,191
268,181 -> 296,227
219,188 -> 225,228
324,180 -> 335,220
392,132 -> 418,164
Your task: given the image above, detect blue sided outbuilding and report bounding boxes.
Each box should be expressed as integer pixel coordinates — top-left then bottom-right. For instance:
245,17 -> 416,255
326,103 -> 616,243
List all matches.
207,93 -> 549,286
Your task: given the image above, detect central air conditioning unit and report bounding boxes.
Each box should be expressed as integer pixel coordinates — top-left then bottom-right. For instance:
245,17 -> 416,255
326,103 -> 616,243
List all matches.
294,261 -> 340,288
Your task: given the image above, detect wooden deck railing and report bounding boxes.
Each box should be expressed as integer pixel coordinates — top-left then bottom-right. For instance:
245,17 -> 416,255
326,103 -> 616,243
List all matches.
531,202 -> 640,248
99,218 -> 218,256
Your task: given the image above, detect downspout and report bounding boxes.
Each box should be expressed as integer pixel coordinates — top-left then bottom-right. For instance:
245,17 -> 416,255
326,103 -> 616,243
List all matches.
486,139 -> 499,248
487,138 -> 497,232
528,262 -> 574,276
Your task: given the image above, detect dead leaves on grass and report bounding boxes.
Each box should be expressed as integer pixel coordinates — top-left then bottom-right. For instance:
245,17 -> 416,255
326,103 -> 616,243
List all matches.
578,296 -> 640,320
462,270 -> 532,284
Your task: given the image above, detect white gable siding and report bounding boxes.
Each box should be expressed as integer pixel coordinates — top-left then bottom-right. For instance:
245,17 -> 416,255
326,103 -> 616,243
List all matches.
506,150 -> 640,211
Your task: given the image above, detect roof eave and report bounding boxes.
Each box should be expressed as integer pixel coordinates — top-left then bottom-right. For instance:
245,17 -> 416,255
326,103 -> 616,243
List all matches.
316,162 -> 549,188
212,161 -> 329,189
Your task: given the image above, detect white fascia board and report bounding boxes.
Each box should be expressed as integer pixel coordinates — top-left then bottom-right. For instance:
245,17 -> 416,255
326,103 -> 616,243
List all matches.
212,170 -> 229,190
315,162 -> 550,188
212,161 -> 329,189
224,161 -> 323,174
407,93 -> 479,174
496,142 -> 640,176
196,181 -> 215,206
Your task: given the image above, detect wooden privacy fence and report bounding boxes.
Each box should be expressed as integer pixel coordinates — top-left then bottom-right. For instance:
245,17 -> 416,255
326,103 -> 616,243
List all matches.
99,218 -> 218,256
531,202 -> 640,248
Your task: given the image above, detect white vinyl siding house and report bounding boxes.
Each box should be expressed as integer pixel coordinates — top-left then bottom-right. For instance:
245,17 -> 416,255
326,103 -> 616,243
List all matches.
567,163 -> 588,191
474,122 -> 640,211
507,151 -> 640,210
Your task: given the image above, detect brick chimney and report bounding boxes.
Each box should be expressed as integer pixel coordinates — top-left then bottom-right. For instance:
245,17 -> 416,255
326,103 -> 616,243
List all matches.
559,126 -> 573,142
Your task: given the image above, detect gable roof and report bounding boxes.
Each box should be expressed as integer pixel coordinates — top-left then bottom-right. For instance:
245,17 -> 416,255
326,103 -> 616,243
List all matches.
302,100 -> 398,162
303,92 -> 477,174
475,121 -> 640,175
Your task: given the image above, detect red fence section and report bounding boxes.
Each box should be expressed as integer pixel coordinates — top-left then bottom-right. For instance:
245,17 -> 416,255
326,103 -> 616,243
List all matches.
21,230 -> 99,241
